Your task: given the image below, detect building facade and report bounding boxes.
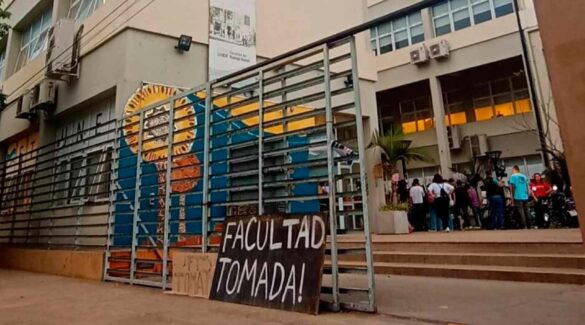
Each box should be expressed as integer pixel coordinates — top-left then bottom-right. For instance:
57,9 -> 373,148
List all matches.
365,0 -> 561,187
0,0 -> 563,232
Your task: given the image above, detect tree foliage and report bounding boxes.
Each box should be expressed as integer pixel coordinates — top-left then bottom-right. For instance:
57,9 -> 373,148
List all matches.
0,0 -> 10,40
367,128 -> 433,175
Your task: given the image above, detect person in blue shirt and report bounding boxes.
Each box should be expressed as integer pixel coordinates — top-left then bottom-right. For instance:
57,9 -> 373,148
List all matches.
508,165 -> 532,229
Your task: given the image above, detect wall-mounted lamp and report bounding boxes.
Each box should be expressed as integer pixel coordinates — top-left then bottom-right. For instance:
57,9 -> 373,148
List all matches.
175,34 -> 192,52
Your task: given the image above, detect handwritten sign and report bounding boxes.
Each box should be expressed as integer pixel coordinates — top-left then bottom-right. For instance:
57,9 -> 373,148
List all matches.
210,214 -> 327,314
172,252 -> 217,298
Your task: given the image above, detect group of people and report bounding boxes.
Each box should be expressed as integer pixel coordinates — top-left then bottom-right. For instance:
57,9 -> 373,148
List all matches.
406,165 -> 553,232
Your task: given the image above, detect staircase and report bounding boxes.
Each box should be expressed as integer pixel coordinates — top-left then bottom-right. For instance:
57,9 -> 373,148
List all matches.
332,231 -> 585,285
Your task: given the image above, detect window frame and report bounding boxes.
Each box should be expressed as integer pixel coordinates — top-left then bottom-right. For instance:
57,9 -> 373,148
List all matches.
399,96 -> 434,133
51,145 -> 113,207
14,7 -> 53,72
68,0 -> 106,21
432,0 -> 513,37
370,11 -> 424,56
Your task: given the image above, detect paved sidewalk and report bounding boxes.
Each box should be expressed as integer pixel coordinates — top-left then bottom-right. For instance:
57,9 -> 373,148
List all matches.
1,269 -> 584,325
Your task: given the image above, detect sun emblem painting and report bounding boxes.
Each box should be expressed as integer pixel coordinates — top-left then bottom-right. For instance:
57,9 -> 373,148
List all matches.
123,84 -> 201,243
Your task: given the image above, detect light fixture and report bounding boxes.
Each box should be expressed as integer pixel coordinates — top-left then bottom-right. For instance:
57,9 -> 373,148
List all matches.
175,35 -> 192,52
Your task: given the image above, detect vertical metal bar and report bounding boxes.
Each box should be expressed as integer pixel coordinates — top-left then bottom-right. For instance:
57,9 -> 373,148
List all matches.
323,43 -> 339,311
130,111 -> 145,284
162,101 -> 175,289
258,71 -> 265,215
350,36 -> 376,312
9,156 -> 23,244
202,83 -> 212,253
281,71 -> 290,214
104,120 -> 121,280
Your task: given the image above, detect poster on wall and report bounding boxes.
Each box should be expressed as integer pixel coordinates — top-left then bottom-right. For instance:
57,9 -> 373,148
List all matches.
208,0 -> 256,81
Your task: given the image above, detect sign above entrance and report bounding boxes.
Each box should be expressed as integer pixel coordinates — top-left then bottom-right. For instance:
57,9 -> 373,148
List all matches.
210,214 -> 327,314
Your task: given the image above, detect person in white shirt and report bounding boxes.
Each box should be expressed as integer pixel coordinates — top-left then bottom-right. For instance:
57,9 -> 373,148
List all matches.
409,178 -> 426,231
428,174 -> 455,232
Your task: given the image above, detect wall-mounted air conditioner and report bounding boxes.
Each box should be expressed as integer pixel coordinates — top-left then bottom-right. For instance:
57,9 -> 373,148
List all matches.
470,134 -> 489,157
46,19 -> 82,79
30,79 -> 57,110
409,44 -> 429,65
448,125 -> 461,150
15,80 -> 56,119
15,92 -> 33,119
429,40 -> 450,59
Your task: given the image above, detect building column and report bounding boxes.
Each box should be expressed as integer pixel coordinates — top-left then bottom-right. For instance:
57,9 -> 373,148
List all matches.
429,77 -> 452,177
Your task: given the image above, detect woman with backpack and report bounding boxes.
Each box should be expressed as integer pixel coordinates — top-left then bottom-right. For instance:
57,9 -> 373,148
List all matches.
428,174 -> 454,232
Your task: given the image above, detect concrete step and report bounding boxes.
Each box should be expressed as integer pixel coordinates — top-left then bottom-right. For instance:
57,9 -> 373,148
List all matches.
335,241 -> 585,255
337,261 -> 585,285
335,252 -> 585,269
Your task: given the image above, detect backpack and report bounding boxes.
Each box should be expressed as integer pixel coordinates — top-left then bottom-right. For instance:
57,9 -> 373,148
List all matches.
439,184 -> 450,199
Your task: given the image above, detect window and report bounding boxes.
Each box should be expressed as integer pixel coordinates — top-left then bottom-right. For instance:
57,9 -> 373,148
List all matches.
0,51 -> 5,82
52,147 -> 113,206
432,0 -> 514,36
399,96 -> 434,133
15,8 -> 53,72
472,75 -> 531,121
444,89 -> 468,126
69,0 -> 106,21
370,12 -> 424,56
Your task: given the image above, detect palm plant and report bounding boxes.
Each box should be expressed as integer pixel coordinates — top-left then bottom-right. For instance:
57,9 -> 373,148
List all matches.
368,128 -> 433,204
368,128 -> 432,176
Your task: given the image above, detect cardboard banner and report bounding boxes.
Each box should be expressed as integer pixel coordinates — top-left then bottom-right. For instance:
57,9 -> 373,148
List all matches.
209,0 -> 256,80
210,214 -> 327,314
172,252 -> 217,298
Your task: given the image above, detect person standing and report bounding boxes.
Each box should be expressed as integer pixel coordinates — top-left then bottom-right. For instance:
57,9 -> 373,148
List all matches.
453,180 -> 472,229
428,174 -> 454,232
485,176 -> 505,229
409,179 -> 426,231
466,183 -> 482,228
509,165 -> 532,229
530,173 -> 552,228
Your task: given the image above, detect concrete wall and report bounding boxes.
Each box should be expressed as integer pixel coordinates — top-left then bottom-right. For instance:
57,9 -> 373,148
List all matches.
534,0 -> 585,241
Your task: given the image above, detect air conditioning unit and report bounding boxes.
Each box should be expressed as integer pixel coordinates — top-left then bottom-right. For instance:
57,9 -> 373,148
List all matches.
447,125 -> 461,150
470,134 -> 489,157
46,19 -> 82,79
429,40 -> 450,59
15,92 -> 33,119
30,79 -> 57,110
409,44 -> 429,65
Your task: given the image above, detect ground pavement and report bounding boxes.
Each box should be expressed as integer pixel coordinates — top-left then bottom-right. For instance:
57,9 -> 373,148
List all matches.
1,269 -> 584,325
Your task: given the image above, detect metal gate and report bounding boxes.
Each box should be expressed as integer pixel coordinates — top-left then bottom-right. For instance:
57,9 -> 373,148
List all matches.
104,36 -> 375,312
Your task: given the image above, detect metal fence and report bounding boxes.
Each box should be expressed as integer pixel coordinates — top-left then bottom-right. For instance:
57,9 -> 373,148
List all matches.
0,36 -> 375,312
104,36 -> 374,311
0,119 -> 116,248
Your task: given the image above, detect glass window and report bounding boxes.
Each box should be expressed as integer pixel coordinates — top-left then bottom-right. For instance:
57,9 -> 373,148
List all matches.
472,0 -> 492,24
370,11 -> 425,55
494,0 -> 514,17
453,8 -> 471,30
399,97 -> 434,133
69,0 -> 106,21
87,149 -> 112,201
432,0 -> 515,36
15,7 -> 53,72
69,156 -> 87,203
434,15 -> 452,36
472,75 -> 532,122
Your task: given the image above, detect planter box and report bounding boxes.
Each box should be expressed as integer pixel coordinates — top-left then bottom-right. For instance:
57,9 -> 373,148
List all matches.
375,210 -> 409,234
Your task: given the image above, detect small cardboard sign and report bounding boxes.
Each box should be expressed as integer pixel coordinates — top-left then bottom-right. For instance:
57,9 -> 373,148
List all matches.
210,214 -> 327,315
171,252 -> 217,298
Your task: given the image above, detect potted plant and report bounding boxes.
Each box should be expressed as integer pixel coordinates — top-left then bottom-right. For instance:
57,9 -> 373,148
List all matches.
368,128 -> 432,234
